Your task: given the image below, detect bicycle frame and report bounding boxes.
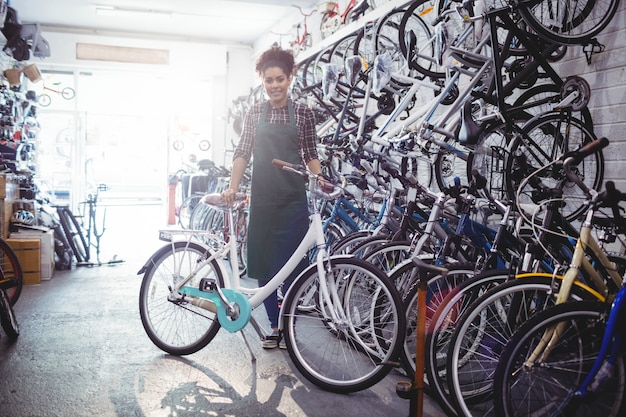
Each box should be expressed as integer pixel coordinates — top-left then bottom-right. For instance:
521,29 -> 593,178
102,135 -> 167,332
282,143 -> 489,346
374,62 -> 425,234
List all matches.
159,165 -> 350,334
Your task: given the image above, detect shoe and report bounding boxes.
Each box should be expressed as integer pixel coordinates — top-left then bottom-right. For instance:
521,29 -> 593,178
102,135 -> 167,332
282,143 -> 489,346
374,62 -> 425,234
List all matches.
278,335 -> 287,350
262,330 -> 280,349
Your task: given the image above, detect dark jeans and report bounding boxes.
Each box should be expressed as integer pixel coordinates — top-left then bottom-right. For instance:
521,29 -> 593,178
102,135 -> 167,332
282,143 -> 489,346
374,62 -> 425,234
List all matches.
261,257 -> 308,329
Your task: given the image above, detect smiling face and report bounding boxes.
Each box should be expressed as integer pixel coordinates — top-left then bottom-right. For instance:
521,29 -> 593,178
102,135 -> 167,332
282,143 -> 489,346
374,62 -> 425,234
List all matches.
261,66 -> 291,108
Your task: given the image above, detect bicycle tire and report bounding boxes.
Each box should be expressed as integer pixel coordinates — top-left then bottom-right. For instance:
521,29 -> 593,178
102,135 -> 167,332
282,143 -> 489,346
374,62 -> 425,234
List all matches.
138,241 -> 224,355
0,288 -> 19,340
504,111 -> 604,222
373,7 -> 415,86
320,11 -> 341,40
518,0 -> 620,45
466,82 -> 593,203
282,256 -> 406,393
492,300 -> 626,417
398,0 -> 441,78
433,136 -> 472,192
38,93 -> 51,107
446,276 -> 601,416
61,86 -> 76,100
178,194 -> 202,229
329,230 -> 377,255
0,237 -> 23,306
425,269 -> 514,417
57,206 -> 89,264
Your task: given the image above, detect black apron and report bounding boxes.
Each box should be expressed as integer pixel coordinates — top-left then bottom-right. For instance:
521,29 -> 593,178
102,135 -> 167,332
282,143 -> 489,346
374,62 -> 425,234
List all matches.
246,101 -> 309,281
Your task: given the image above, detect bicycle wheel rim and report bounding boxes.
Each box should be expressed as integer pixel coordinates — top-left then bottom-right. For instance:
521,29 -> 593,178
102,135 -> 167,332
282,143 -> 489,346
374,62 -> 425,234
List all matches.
139,242 -> 223,355
493,301 -> 626,417
283,257 -> 405,393
519,0 -> 619,44
446,276 -> 600,416
424,270 -> 512,417
57,207 -> 89,263
402,265 -> 476,376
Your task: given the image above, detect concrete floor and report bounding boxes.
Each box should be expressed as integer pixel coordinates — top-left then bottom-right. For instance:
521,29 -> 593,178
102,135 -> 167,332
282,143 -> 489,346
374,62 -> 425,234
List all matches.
0,204 -> 448,417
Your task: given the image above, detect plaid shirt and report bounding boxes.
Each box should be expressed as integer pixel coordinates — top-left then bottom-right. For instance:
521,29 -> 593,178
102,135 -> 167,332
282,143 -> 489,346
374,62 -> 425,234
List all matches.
233,99 -> 319,164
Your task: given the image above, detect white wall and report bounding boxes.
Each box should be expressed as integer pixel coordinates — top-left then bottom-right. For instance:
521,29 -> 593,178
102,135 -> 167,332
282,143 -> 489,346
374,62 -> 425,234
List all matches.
552,3 -> 626,191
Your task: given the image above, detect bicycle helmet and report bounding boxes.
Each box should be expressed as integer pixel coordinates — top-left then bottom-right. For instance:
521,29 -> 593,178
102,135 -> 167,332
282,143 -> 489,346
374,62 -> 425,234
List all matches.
11,209 -> 35,225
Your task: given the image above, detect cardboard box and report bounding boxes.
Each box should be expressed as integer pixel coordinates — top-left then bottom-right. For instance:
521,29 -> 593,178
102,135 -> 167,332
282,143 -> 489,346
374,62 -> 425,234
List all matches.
6,238 -> 41,285
10,229 -> 55,280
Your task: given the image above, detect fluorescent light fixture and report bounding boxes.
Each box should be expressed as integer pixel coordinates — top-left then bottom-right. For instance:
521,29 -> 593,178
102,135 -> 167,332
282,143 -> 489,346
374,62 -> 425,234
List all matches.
95,5 -> 172,21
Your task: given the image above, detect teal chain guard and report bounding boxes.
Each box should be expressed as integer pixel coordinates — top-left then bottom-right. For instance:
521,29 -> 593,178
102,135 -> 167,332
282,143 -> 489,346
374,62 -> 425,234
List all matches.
180,286 -> 251,333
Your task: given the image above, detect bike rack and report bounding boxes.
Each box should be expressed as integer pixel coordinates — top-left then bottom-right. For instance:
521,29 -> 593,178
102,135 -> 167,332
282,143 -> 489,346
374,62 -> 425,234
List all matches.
582,38 -> 606,65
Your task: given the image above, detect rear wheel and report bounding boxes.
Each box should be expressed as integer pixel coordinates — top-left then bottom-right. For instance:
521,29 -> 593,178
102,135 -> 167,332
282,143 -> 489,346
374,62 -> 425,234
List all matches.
139,241 -> 224,355
505,112 -> 603,222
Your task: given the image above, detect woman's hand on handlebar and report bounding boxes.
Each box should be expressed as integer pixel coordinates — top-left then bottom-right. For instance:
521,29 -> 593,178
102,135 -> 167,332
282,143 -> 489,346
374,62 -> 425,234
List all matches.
221,188 -> 237,205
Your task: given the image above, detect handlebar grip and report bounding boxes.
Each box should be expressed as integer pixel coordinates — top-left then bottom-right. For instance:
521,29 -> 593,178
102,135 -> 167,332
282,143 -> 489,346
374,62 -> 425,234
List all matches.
563,137 -> 609,164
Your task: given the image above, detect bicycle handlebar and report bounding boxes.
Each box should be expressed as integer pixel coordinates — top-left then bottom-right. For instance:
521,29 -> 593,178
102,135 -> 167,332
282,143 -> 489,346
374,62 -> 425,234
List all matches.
271,158 -> 340,197
561,136 -> 609,165
561,137 -> 609,197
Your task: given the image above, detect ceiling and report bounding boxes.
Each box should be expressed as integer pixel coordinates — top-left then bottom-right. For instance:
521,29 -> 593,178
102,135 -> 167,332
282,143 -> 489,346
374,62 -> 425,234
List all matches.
9,0 -> 321,45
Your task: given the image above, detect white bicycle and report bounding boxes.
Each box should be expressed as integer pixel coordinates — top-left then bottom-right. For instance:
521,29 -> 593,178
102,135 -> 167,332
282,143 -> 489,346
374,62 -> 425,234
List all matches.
138,159 -> 406,393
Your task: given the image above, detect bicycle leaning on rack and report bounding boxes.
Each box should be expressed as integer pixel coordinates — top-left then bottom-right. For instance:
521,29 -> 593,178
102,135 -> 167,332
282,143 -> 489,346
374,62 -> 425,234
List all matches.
137,159 -> 406,393
492,179 -> 626,417
55,184 -> 123,266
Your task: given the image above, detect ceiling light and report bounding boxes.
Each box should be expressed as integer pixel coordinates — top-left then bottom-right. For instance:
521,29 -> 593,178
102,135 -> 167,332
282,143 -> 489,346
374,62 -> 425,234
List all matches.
95,5 -> 172,21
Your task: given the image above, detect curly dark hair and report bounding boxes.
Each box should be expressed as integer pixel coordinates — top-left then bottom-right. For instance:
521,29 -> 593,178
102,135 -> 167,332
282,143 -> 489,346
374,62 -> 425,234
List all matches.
255,45 -> 295,77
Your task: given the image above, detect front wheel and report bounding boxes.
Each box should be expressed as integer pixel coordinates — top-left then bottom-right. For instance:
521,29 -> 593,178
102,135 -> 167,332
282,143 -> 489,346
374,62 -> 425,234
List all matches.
493,301 -> 626,417
282,257 -> 406,393
139,241 -> 224,355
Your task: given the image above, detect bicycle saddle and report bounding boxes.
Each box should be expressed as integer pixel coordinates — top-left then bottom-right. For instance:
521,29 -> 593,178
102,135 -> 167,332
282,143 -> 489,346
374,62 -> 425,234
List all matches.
458,100 -> 482,145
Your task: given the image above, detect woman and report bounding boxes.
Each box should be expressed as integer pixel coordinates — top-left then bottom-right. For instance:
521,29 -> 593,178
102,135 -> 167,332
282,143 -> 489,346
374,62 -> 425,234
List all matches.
221,46 -> 325,349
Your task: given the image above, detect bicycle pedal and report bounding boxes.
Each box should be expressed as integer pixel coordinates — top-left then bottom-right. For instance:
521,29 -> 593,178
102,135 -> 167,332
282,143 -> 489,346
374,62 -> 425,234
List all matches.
199,278 -> 218,292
